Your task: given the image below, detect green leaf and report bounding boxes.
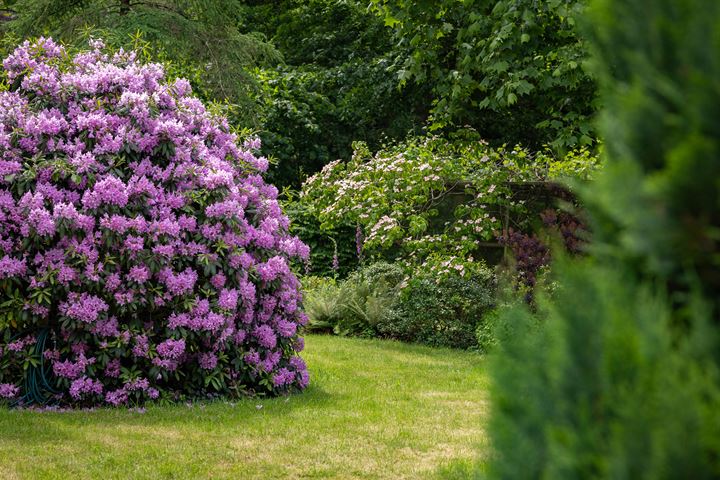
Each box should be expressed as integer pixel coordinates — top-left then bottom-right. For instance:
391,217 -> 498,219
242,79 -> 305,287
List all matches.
384,15 -> 400,28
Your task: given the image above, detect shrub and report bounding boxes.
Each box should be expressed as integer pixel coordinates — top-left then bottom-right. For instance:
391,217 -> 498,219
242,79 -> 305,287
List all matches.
377,259 -> 495,349
488,262 -> 720,478
475,308 -> 500,354
348,262 -> 405,291
302,262 -> 404,338
498,208 -> 587,296
303,259 -> 495,349
301,276 -> 344,333
486,0 -> 720,476
300,133 -> 598,264
0,38 -> 310,407
335,262 -> 404,337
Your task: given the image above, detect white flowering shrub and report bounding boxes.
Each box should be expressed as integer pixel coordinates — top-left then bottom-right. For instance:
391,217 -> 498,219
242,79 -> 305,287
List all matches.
300,133 -> 598,267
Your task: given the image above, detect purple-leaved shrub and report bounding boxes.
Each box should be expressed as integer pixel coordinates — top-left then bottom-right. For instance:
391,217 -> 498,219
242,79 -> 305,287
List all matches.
0,38 -> 310,406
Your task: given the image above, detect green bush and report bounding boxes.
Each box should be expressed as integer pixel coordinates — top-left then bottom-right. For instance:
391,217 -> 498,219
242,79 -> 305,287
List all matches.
475,309 -> 501,354
378,264 -> 495,349
488,262 -> 720,479
302,262 -> 404,337
334,262 -> 404,337
302,277 -> 345,333
301,133 -> 599,264
348,262 -> 406,290
304,260 -> 495,349
486,0 -> 720,477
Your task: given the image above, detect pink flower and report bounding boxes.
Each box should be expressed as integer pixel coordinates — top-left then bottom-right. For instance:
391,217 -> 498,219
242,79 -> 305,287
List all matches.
277,319 -> 297,338
128,265 -> 150,283
218,288 -> 238,311
0,37 -> 311,406
198,352 -> 218,370
254,325 -> 277,349
0,383 -> 19,398
160,267 -> 197,296
210,273 -> 226,289
257,256 -> 289,282
69,377 -> 103,400
157,338 -> 185,359
60,293 -> 108,323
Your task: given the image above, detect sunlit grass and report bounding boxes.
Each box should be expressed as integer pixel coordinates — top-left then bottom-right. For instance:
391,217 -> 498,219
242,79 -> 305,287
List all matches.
0,335 -> 488,479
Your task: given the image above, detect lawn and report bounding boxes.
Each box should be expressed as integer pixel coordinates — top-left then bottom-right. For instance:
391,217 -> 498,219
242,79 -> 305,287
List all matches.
0,335 -> 488,479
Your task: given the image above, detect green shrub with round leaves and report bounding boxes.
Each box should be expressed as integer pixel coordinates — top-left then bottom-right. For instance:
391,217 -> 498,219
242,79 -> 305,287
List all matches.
377,258 -> 495,349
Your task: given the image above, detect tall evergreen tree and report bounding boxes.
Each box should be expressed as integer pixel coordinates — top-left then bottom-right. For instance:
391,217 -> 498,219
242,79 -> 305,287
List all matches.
487,0 -> 720,477
587,0 -> 720,313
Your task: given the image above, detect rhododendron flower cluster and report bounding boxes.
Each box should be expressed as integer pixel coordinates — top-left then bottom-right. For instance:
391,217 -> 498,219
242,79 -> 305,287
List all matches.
0,38 -> 310,406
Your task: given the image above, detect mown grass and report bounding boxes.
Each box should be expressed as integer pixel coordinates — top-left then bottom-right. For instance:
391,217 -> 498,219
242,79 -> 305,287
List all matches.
0,335 -> 488,479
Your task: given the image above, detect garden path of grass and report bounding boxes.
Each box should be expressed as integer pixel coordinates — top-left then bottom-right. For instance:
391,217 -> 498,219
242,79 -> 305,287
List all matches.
0,335 -> 488,479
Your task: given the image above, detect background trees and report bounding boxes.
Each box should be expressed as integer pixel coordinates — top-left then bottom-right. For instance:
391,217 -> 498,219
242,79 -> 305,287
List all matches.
3,0 -> 281,122
242,0 -> 429,187
1,0 -> 600,187
370,0 -> 597,150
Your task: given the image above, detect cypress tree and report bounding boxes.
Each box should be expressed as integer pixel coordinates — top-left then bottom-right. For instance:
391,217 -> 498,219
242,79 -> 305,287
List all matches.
487,0 -> 720,477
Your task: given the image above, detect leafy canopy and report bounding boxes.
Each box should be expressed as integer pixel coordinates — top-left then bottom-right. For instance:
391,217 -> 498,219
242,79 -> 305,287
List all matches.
2,0 -> 281,121
370,0 -> 597,150
300,132 -> 598,265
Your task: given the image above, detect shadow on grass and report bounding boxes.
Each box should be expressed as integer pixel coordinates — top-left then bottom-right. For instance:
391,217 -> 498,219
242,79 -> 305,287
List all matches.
314,333 -> 484,357
430,458 -> 485,480
0,411 -> 72,444
0,383 -> 335,436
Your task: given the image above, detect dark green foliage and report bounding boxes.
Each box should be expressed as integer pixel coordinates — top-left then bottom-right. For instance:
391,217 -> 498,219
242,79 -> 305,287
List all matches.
377,267 -> 495,349
301,276 -> 345,333
303,262 -> 404,337
2,0 -> 280,121
475,308 -> 501,354
244,0 -> 428,187
335,262 -> 405,337
489,262 -> 720,478
3,0 -> 428,188
282,191 -> 358,278
303,260 -> 496,349
487,0 -> 720,477
586,0 -> 720,309
243,0 -> 393,67
370,0 -> 597,150
258,62 -> 426,187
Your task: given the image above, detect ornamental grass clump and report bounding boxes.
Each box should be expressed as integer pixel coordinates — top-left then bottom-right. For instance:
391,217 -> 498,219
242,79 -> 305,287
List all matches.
0,38 -> 310,406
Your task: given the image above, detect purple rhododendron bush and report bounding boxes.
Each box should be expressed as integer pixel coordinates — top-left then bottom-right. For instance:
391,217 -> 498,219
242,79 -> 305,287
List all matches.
0,38 -> 310,407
